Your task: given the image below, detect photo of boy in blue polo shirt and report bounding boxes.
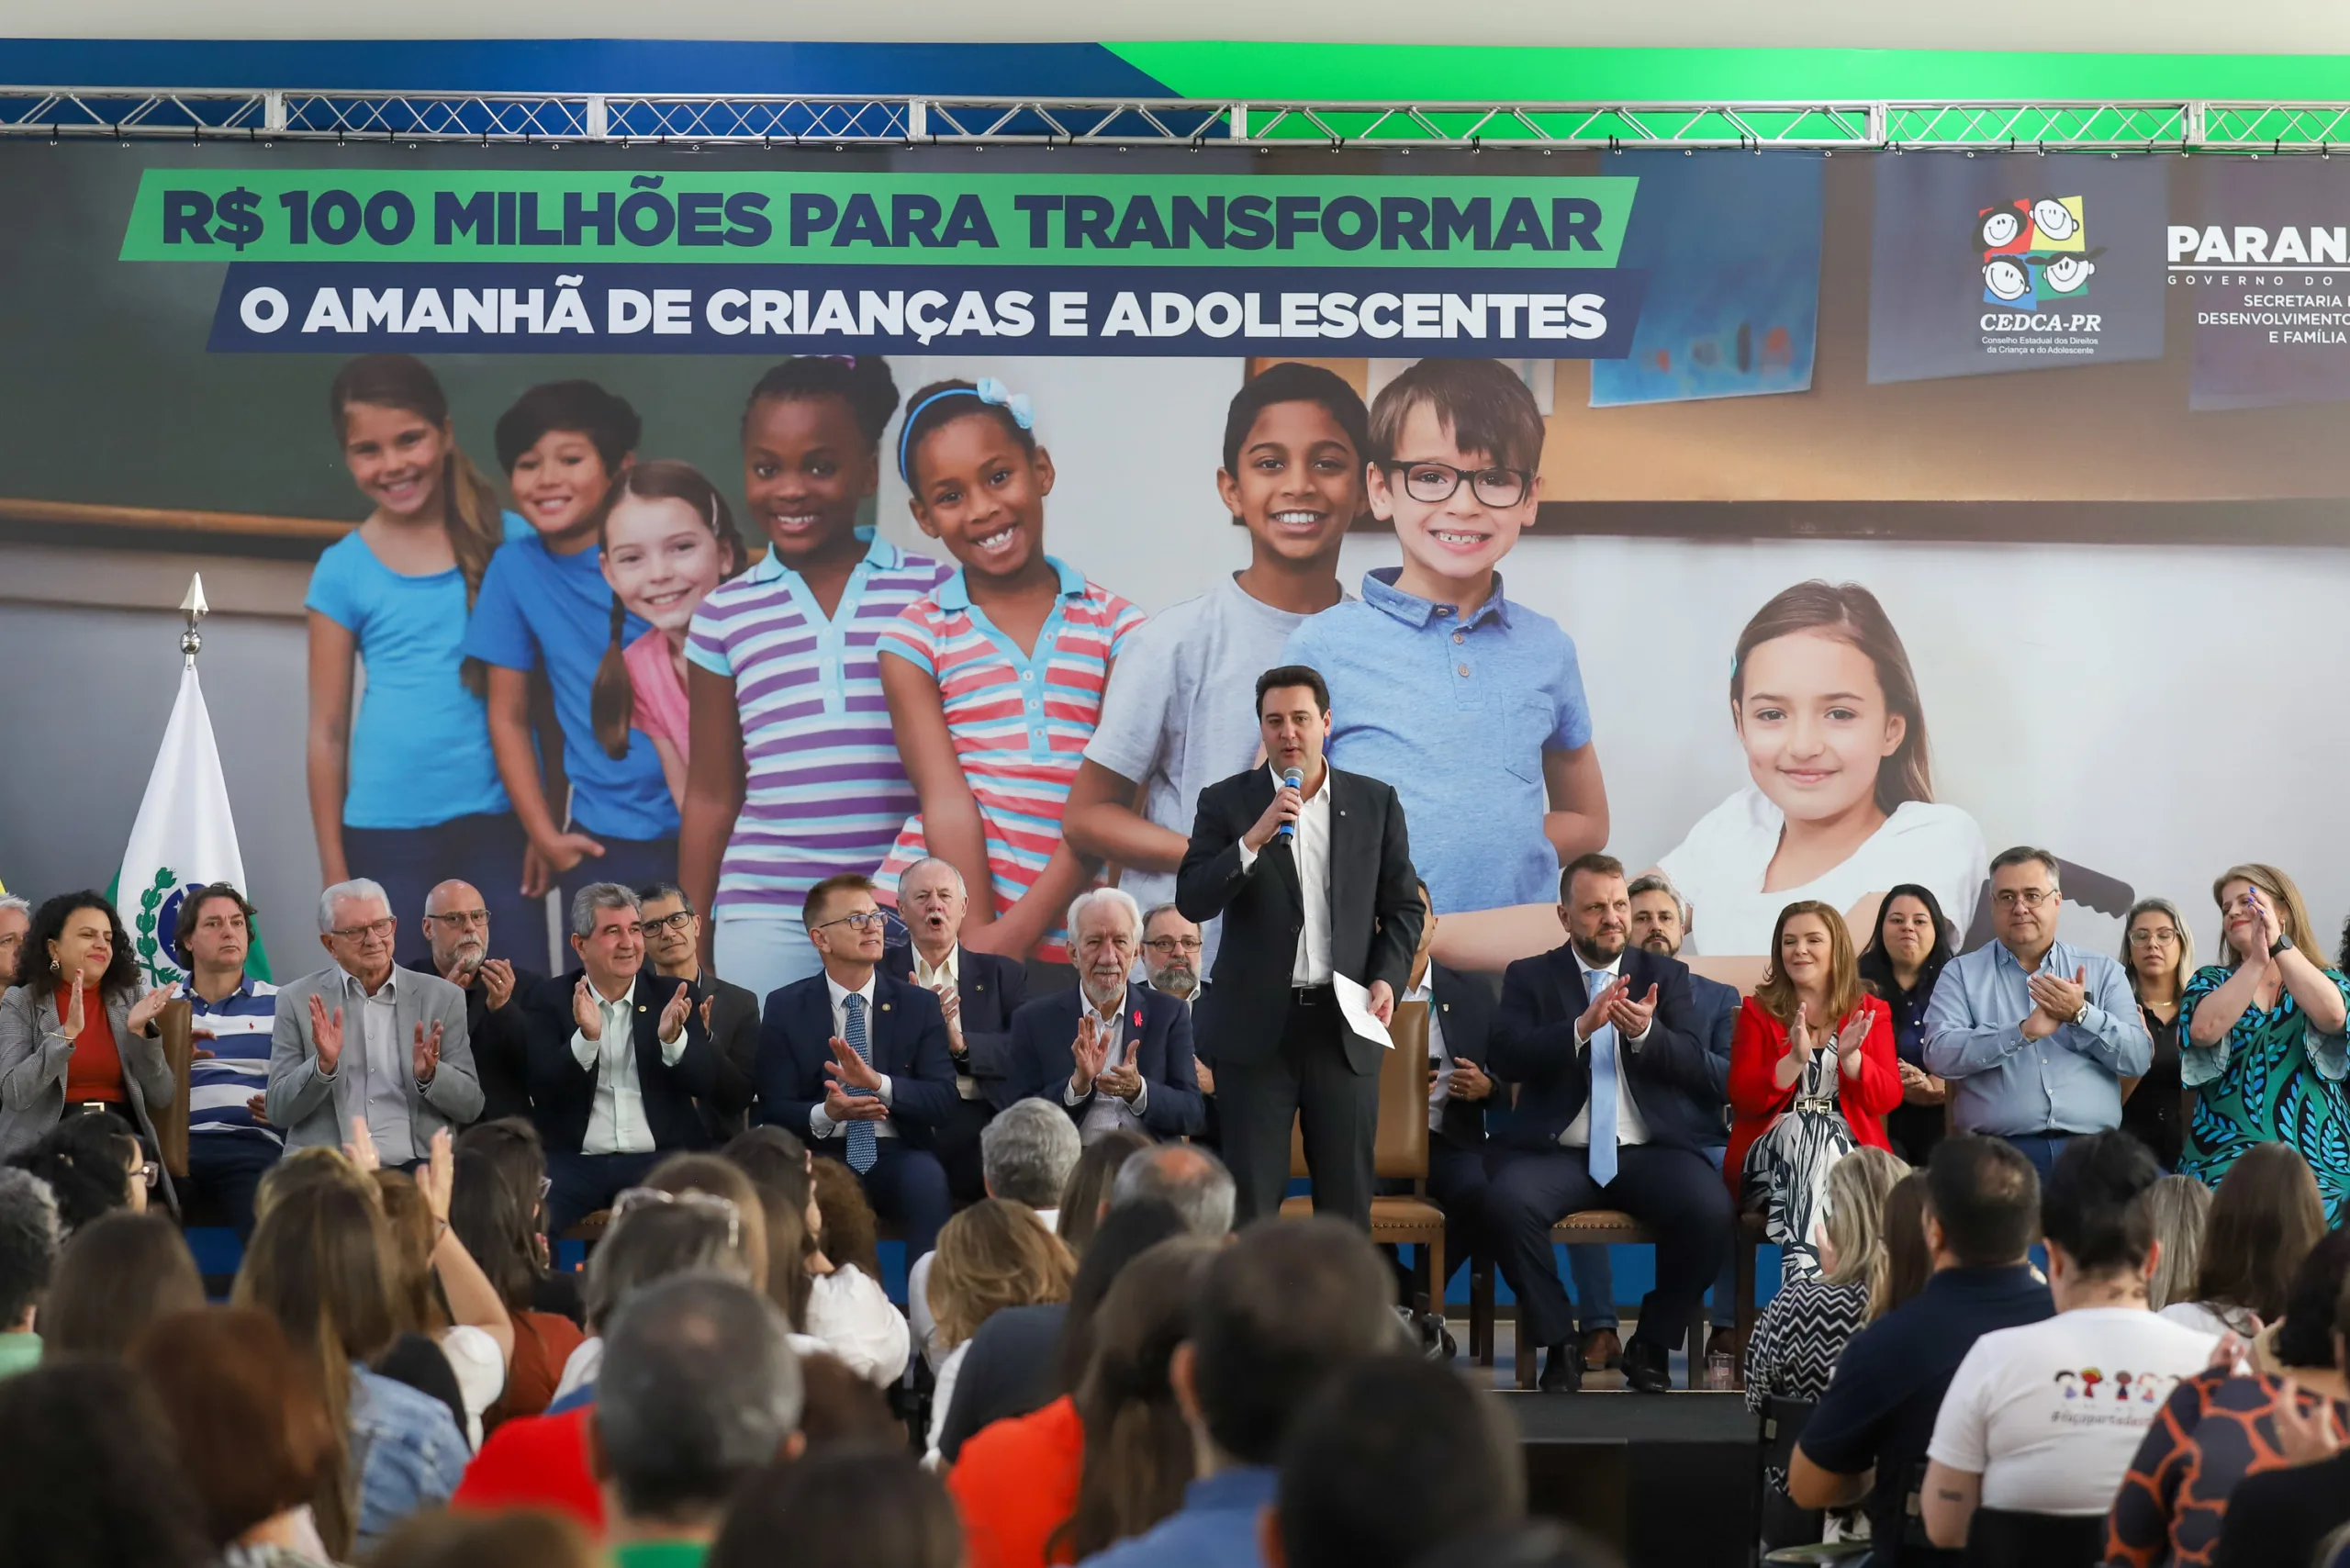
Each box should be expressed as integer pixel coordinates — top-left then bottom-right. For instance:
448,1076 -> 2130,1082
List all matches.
1281,358 -> 1607,924
464,380 -> 682,913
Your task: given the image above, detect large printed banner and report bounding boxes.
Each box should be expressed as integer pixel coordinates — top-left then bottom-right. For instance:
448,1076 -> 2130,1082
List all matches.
127,170 -> 1649,356
12,141 -> 2350,1028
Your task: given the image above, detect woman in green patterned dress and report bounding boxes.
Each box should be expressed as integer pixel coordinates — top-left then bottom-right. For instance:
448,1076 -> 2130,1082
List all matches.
2178,862 -> 2350,1224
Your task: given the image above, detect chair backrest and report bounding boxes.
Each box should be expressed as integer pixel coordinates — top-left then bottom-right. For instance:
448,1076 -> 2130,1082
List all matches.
1758,1395 -> 1814,1472
1290,999 -> 1430,1181
155,997 -> 193,1179
1963,1506 -> 2104,1568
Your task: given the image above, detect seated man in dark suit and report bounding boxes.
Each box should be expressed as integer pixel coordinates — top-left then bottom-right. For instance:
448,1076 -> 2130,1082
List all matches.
1487,853 -> 1734,1394
522,882 -> 720,1236
753,871 -> 958,1263
1394,881 -> 1497,1308
408,878 -> 541,1126
1011,888 -> 1203,1144
1568,871 -> 1745,1369
880,856 -> 1026,1199
634,882 -> 761,1140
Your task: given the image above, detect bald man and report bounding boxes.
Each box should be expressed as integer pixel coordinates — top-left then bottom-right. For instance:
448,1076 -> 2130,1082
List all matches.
406,879 -> 542,1123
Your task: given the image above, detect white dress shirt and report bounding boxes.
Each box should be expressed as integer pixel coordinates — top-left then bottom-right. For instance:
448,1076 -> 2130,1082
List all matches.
1063,990 -> 1149,1139
1559,948 -> 1652,1149
569,979 -> 688,1156
809,971 -> 898,1141
912,944 -> 981,1103
1237,763 -> 1335,985
1410,980 -> 1451,1134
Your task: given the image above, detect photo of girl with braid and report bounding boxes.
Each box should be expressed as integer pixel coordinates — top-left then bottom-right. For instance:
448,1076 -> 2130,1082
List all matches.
876,378 -> 1146,965
591,461 -> 749,812
305,353 -> 541,966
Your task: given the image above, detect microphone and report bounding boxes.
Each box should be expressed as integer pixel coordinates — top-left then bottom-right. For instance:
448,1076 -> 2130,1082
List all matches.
1277,767 -> 1302,841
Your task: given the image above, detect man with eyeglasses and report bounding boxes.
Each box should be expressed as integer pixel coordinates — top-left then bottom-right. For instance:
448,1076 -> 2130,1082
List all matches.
407,879 -> 540,1125
267,878 -> 483,1168
1012,887 -> 1203,1145
0,895 -> 28,991
879,857 -> 1025,1200
634,883 -> 761,1139
524,883 -> 718,1237
753,871 -> 957,1263
1924,846 -> 2151,1183
1141,904 -> 1217,1139
173,882 -> 280,1239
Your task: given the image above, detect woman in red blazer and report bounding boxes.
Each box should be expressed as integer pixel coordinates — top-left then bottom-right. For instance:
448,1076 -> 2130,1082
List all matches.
1728,900 -> 1904,1283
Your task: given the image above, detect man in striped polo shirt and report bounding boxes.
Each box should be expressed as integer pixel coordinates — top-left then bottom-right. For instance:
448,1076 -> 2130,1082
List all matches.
175,882 -> 280,1238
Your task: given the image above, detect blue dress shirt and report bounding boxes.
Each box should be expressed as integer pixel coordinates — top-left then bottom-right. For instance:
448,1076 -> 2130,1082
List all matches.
1921,939 -> 2153,1137
1077,1465 -> 1278,1568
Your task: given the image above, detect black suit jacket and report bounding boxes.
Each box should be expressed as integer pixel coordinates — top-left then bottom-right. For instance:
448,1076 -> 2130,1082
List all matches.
1175,765 -> 1423,1073
752,970 -> 958,1148
521,969 -> 721,1157
1488,944 -> 1729,1156
1009,980 -> 1204,1139
689,973 -> 764,1137
1685,970 -> 1739,1146
405,959 -> 542,1125
879,941 -> 1026,1102
1427,960 -> 1497,1149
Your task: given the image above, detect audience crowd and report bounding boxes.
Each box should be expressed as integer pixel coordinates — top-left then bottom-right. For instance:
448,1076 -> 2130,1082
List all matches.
7,834 -> 2350,1568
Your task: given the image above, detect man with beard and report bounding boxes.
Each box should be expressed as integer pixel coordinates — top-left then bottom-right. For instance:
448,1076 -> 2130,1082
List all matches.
880,857 -> 1025,1198
1139,904 -> 1216,1143
410,879 -> 539,1125
1570,872 -> 1743,1372
1011,889 -> 1203,1144
174,882 -> 279,1238
635,882 -> 761,1139
0,896 -> 27,991
1486,853 -> 1732,1394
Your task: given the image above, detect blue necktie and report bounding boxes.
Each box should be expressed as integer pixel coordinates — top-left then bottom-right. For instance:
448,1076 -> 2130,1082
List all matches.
1587,1014 -> 1619,1187
844,994 -> 878,1175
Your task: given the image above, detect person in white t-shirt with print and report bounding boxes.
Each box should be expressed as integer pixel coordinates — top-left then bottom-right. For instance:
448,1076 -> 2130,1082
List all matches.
1923,1129 -> 2218,1550
1656,580 -> 1987,961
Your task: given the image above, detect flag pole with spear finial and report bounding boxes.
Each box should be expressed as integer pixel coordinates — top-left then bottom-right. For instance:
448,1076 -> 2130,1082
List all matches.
180,574 -> 207,669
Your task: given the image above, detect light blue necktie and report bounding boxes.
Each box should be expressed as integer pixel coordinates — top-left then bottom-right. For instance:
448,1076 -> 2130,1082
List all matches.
843,993 -> 878,1174
1587,1014 -> 1620,1187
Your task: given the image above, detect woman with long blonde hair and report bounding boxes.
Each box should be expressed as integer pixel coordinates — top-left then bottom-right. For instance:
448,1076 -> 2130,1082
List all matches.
1727,901 -> 1904,1282
2177,863 -> 2350,1222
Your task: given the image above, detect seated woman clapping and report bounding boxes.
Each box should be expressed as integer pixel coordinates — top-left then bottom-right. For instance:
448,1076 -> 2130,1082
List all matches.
1729,901 -> 1905,1282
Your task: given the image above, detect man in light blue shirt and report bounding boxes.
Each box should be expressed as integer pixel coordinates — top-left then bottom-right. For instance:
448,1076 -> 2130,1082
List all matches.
1084,1218 -> 1405,1568
1923,846 -> 2151,1182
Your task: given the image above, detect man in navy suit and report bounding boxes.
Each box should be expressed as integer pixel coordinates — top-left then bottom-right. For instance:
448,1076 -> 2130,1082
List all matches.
881,857 -> 1027,1199
1569,872 -> 1744,1371
523,883 -> 720,1237
752,872 -> 957,1262
1487,853 -> 1734,1394
1011,888 -> 1203,1142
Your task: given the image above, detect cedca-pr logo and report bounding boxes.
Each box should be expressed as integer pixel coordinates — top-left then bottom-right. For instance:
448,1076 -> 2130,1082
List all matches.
1977,196 -> 2104,308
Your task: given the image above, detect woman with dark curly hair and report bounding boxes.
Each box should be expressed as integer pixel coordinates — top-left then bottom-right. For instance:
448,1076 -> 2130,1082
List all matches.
0,891 -> 178,1206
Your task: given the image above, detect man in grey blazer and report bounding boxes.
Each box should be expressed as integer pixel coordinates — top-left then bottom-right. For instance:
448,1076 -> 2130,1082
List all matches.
267,879 -> 482,1163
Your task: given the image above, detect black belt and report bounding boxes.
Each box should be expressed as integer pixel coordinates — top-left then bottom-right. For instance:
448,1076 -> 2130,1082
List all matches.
1291,983 -> 1336,1006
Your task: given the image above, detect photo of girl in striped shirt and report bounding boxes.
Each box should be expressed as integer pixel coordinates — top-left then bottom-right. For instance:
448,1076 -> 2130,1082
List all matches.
876,378 -> 1145,967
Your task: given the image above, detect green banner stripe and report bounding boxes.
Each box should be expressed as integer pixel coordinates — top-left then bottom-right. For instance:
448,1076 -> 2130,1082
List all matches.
1108,43 -> 2350,106
122,171 -> 1635,268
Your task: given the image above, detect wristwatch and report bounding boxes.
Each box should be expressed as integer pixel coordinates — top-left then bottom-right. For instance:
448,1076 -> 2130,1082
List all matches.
2270,933 -> 2295,958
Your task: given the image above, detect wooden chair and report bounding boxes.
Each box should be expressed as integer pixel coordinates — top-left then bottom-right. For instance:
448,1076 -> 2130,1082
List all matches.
562,1210 -> 613,1246
1278,1000 -> 1448,1311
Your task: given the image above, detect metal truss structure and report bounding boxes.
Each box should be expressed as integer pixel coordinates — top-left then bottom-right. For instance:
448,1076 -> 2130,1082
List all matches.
3,88 -> 2349,152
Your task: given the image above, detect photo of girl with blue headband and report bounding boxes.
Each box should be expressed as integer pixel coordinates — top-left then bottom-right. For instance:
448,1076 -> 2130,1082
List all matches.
875,377 -> 1145,965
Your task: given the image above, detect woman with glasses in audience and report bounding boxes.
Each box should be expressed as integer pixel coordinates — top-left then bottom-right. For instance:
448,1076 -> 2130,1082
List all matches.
2177,864 -> 2350,1222
2120,898 -> 2195,1170
6,1108 -> 157,1233
0,891 -> 180,1209
450,1148 -> 583,1431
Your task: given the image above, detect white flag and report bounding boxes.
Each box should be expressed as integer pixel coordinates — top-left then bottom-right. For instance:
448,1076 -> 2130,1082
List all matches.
114,664 -> 267,987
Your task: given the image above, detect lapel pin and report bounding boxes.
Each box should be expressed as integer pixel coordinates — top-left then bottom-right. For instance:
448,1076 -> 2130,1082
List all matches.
880,1002 -> 892,1013
637,1005 -> 647,1014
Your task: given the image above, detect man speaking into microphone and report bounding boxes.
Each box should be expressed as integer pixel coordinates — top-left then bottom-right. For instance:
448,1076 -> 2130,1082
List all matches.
1177,666 -> 1423,1226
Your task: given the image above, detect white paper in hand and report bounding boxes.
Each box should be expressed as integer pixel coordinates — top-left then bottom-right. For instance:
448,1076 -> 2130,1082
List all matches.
1331,973 -> 1393,1049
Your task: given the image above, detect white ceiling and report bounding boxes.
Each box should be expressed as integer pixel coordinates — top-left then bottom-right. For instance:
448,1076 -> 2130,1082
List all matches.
5,0 -> 2349,51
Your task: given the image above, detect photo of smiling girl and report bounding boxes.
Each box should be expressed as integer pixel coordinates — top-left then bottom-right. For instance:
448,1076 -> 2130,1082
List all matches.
305,353 -> 543,966
877,377 -> 1146,965
681,356 -> 949,1002
589,461 -> 747,811
463,380 -> 683,912
1656,580 -> 1987,958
